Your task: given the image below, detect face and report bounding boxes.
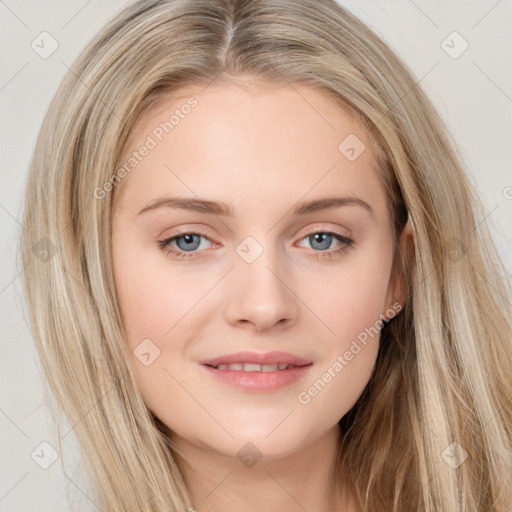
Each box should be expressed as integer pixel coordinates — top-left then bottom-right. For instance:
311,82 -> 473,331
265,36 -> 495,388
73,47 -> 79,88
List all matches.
111,79 -> 407,461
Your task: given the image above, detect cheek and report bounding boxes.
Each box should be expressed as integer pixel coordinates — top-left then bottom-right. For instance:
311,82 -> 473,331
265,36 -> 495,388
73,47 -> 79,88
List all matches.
112,247 -> 212,412
113,244 -> 207,344
293,283 -> 387,425
112,251 -> 199,420
306,247 -> 393,344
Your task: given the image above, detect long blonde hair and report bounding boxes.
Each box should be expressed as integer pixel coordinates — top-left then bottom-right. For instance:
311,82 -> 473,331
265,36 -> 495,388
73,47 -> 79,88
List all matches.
19,0 -> 512,510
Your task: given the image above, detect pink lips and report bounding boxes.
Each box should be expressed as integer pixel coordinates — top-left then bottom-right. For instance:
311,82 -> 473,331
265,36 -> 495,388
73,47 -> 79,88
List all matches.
199,351 -> 313,392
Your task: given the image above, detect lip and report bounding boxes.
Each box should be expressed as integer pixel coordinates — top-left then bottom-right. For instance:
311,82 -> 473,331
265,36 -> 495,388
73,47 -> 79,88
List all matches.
199,350 -> 312,367
199,351 -> 313,392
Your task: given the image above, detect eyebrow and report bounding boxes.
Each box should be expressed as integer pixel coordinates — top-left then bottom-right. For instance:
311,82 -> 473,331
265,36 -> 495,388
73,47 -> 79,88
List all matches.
137,195 -> 374,217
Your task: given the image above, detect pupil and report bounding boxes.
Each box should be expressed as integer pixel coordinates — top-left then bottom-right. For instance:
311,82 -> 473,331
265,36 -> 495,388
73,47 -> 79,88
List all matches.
177,234 -> 199,251
312,233 -> 330,250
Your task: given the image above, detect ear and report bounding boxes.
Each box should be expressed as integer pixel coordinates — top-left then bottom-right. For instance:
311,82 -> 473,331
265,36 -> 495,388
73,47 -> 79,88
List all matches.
383,220 -> 414,320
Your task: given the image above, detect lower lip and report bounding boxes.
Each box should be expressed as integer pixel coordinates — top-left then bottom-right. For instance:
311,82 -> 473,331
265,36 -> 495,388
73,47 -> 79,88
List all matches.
200,364 -> 313,392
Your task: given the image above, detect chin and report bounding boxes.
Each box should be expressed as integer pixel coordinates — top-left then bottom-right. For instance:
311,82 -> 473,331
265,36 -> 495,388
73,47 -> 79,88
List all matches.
214,424 -> 315,460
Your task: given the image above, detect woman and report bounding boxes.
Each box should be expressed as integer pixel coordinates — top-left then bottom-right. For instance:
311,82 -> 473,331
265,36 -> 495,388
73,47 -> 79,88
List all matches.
19,0 -> 512,510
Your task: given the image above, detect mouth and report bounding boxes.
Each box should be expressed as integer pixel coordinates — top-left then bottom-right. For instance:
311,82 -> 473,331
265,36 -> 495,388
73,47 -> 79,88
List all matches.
199,351 -> 313,392
204,362 -> 308,371
199,350 -> 312,368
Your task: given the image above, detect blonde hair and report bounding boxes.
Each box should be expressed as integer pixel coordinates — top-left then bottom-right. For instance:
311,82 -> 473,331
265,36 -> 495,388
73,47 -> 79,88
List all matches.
19,0 -> 512,510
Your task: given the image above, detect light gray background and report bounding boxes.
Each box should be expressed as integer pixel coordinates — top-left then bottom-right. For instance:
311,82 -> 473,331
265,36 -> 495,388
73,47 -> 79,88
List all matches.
1,1 -> 511,510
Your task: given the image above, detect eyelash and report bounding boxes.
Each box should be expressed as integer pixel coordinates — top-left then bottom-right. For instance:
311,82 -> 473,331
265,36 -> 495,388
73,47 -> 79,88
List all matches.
157,227 -> 353,261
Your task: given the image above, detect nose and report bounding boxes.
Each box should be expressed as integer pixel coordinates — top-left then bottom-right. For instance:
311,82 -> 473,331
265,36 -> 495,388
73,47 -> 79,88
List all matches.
224,251 -> 299,332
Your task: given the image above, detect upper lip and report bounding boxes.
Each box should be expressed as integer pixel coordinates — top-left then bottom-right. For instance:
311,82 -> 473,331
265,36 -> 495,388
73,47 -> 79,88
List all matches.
199,351 -> 312,367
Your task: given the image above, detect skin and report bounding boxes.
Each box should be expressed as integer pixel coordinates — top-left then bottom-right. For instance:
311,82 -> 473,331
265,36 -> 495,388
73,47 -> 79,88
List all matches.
112,78 -> 413,512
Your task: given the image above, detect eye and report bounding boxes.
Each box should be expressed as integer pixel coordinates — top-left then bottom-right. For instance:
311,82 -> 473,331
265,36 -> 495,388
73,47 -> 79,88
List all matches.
157,232 -> 214,259
296,228 -> 353,260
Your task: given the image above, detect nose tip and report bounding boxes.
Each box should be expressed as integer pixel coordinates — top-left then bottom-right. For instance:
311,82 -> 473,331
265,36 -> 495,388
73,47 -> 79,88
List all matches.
225,262 -> 298,333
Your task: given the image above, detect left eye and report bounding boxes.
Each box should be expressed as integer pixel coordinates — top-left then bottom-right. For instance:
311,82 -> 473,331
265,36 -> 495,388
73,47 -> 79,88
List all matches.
157,230 -> 353,260
158,233 -> 212,257
297,231 -> 350,251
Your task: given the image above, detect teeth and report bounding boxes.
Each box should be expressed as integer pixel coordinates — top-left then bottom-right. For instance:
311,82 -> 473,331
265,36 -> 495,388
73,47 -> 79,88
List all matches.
214,363 -> 292,371
244,363 -> 261,372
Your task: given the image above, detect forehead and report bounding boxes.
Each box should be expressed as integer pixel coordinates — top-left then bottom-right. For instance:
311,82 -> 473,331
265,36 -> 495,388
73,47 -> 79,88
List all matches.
114,80 -> 387,218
